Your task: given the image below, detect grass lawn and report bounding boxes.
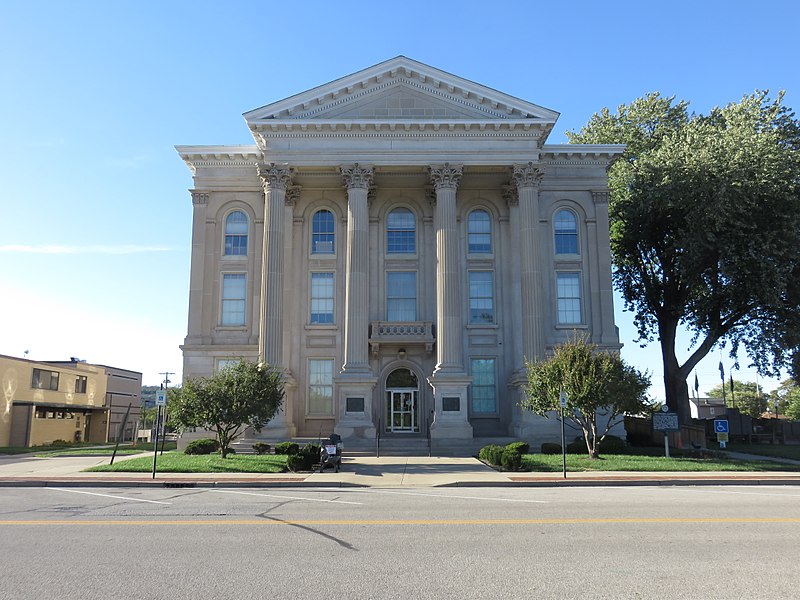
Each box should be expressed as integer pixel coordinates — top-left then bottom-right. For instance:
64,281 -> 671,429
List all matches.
33,442 -> 177,458
521,452 -> 796,472
85,451 -> 288,473
723,443 -> 800,461
0,442 -> 115,455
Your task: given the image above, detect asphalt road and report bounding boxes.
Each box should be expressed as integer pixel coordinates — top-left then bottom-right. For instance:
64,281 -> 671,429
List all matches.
1,485 -> 799,600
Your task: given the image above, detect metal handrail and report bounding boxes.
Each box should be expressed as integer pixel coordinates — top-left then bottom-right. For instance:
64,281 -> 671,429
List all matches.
376,418 -> 381,458
427,416 -> 432,457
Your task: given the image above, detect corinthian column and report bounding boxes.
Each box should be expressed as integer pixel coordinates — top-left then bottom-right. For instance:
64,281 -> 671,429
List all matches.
427,163 -> 472,439
512,162 -> 545,363
256,162 -> 292,367
340,163 -> 373,374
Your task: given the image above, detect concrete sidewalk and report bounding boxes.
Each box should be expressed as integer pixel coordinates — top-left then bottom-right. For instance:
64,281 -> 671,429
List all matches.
1,453 -> 800,488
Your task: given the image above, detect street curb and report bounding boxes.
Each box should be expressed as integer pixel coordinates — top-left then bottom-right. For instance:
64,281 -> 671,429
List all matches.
440,478 -> 800,488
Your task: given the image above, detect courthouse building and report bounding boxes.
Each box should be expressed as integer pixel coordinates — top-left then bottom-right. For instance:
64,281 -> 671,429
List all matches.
178,57 -> 622,443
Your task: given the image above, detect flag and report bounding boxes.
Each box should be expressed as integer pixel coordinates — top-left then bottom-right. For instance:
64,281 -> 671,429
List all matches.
718,361 -> 725,382
729,374 -> 735,395
694,372 -> 699,397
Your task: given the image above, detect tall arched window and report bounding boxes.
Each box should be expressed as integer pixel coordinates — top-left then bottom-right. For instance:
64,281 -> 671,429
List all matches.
224,211 -> 248,256
387,208 -> 416,254
554,209 -> 578,255
467,209 -> 492,253
311,209 -> 335,254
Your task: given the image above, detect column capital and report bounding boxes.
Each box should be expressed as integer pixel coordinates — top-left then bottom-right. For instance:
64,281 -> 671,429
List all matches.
591,189 -> 610,205
341,163 -> 374,189
257,162 -> 293,190
511,162 -> 545,189
429,163 -> 463,190
190,190 -> 209,205
501,185 -> 518,207
285,185 -> 302,206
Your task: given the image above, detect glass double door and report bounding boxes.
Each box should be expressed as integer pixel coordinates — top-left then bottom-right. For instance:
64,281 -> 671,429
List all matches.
386,389 -> 419,433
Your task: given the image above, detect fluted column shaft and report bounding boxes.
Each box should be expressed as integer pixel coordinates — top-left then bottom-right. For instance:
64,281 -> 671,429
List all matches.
512,162 -> 545,362
257,163 -> 292,367
430,163 -> 464,374
341,164 -> 373,373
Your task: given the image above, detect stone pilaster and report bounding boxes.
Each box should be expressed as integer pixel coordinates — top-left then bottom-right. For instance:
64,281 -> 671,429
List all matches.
427,163 -> 472,439
335,164 -> 377,440
185,190 -> 209,346
592,190 -> 618,346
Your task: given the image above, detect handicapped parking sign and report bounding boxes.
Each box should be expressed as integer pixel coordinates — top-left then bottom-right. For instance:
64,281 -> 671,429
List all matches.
714,419 -> 729,434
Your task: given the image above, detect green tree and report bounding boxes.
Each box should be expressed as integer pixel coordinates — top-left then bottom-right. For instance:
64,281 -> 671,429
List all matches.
708,380 -> 767,418
568,91 -> 800,425
522,335 -> 650,458
169,360 -> 284,458
773,379 -> 800,421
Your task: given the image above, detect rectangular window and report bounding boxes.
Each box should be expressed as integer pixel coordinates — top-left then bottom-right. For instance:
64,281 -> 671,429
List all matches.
471,359 -> 497,413
310,272 -> 335,324
221,273 -> 246,326
32,368 -> 59,391
469,271 -> 494,324
308,359 -> 334,416
556,272 -> 582,324
386,271 -> 417,321
75,376 -> 87,394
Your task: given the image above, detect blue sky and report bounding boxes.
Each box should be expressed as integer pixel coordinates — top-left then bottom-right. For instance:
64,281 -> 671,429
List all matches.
1,0 -> 797,392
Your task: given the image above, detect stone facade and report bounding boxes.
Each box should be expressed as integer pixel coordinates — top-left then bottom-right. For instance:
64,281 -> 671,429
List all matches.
177,57 -> 623,444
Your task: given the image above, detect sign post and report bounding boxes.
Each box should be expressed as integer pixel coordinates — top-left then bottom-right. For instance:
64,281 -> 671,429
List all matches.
559,391 -> 568,479
152,390 -> 167,479
652,405 -> 680,458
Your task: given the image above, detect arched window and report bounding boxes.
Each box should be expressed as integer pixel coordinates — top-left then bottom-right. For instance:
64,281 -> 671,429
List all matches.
311,210 -> 335,254
467,209 -> 492,254
554,209 -> 578,255
387,208 -> 416,254
224,211 -> 248,256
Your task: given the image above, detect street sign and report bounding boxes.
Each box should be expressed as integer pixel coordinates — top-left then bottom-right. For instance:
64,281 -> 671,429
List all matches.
559,391 -> 568,408
652,412 -> 680,431
156,390 -> 167,406
714,419 -> 729,434
716,432 -> 729,443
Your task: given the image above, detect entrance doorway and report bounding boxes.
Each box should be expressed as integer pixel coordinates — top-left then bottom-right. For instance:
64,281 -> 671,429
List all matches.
385,368 -> 419,434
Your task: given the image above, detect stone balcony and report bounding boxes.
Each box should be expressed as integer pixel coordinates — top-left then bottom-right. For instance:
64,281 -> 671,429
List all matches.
369,321 -> 435,355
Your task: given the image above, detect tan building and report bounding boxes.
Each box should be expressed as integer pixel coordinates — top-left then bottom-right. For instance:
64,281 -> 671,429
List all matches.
178,57 -> 623,445
0,354 -> 110,447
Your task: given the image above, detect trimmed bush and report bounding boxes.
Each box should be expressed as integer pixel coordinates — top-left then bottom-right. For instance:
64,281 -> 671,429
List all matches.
566,439 -> 587,454
49,439 -> 70,447
598,435 -> 626,454
252,442 -> 271,455
540,442 -> 562,455
479,444 -> 504,466
501,447 -> 522,471
185,438 -> 219,455
223,447 -> 236,455
300,443 -> 321,458
274,442 -> 300,455
505,441 -> 530,455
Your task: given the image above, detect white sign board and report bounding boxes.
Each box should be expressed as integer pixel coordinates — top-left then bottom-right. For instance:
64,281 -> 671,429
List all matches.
559,391 -> 568,408
155,390 -> 167,406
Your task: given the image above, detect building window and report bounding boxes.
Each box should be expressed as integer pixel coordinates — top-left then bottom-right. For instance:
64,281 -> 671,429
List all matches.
467,209 -> 492,254
310,272 -> 335,324
75,376 -> 87,394
308,359 -> 334,415
387,271 -> 416,321
554,209 -> 579,255
470,358 -> 496,413
557,272 -> 582,324
221,273 -> 246,326
224,211 -> 248,256
468,271 -> 494,324
32,368 -> 59,391
387,208 -> 416,254
312,209 -> 335,254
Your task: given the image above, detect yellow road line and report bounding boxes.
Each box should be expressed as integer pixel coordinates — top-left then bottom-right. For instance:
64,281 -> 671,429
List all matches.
1,518 -> 799,526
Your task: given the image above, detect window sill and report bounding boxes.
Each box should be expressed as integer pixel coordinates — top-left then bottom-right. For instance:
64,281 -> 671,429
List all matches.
466,323 -> 498,330
215,326 -> 248,331
305,324 -> 337,330
555,324 -> 588,329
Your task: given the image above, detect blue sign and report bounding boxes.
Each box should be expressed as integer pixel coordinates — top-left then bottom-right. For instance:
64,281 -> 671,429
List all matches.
714,419 -> 729,434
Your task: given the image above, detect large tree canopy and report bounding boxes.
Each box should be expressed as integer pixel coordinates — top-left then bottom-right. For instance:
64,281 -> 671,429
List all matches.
568,91 -> 800,424
708,380 -> 767,419
522,335 -> 650,458
170,360 -> 284,458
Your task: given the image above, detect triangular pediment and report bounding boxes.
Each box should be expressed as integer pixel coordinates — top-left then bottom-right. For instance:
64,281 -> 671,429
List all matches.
244,56 -> 559,124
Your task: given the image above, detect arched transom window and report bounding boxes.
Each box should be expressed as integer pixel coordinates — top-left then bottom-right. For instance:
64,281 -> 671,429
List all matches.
224,211 -> 248,256
387,208 -> 416,254
554,209 -> 578,255
467,209 -> 492,254
312,209 -> 335,254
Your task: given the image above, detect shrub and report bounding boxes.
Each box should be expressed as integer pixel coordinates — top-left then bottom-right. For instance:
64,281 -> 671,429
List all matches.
274,442 -> 300,455
540,442 -> 562,455
505,441 -> 530,455
287,452 -> 316,472
626,431 -> 655,447
566,439 -> 587,454
49,439 -> 70,447
252,442 -> 271,455
501,447 -> 522,471
479,444 -> 504,466
598,435 -> 626,454
300,443 -> 321,458
184,438 -> 219,455
223,447 -> 236,455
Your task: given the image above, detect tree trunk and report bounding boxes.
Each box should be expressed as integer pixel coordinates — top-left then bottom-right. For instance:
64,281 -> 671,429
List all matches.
659,319 -> 691,426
